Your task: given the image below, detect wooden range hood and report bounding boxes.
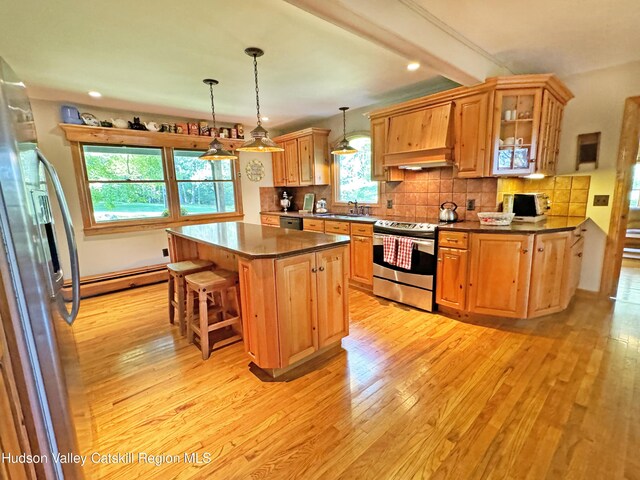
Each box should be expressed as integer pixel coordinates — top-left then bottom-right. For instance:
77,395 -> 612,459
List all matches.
383,102 -> 454,167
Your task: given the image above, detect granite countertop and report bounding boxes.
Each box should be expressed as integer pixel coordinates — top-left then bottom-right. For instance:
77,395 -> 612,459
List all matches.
167,222 -> 350,259
261,210 -> 589,234
438,216 -> 589,234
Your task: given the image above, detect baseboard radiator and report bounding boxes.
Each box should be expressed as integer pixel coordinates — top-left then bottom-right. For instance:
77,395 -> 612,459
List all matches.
62,263 -> 168,300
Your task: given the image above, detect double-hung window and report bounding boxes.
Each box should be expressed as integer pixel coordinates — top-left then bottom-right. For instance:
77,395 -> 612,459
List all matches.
72,136 -> 242,234
334,136 -> 379,204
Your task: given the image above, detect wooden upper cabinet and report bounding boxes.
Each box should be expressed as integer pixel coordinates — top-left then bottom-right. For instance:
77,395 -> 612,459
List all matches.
272,128 -> 330,186
453,92 -> 490,178
536,90 -> 564,176
528,231 -> 571,318
436,246 -> 468,310
298,135 -> 313,186
316,247 -> 349,347
284,139 -> 300,186
276,253 -> 318,365
371,117 -> 387,181
272,145 -> 287,187
467,233 -> 533,318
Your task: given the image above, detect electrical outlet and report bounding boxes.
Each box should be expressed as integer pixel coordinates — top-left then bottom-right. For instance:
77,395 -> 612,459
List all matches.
162,248 -> 169,257
466,198 -> 476,211
387,199 -> 393,209
593,195 -> 609,206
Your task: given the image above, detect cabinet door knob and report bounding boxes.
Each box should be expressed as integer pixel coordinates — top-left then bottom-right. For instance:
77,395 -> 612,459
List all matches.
319,266 -> 325,272
577,252 -> 583,258
538,247 -> 544,252
437,257 -> 442,262
311,267 -> 318,273
523,249 -> 529,253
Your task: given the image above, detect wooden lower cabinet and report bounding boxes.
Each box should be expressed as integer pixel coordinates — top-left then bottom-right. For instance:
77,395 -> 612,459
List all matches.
350,235 -> 373,286
276,253 -> 318,365
467,233 -> 534,318
436,246 -> 468,310
528,231 -> 570,317
260,214 -> 280,227
239,246 -> 349,371
438,228 -> 585,319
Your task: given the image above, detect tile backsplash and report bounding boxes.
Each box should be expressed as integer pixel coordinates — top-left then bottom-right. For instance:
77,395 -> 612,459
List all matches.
260,168 -> 498,221
497,175 -> 591,217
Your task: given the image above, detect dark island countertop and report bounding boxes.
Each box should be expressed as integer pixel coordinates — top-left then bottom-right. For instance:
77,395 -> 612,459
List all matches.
262,210 -> 589,234
167,222 -> 350,259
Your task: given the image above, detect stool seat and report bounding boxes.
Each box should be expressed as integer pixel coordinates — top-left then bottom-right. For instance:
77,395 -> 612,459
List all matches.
185,269 -> 237,289
167,259 -> 213,274
185,269 -> 242,360
167,259 -> 214,336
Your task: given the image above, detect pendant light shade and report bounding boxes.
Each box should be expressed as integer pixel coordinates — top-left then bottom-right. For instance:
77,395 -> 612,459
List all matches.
199,79 -> 237,161
331,107 -> 357,155
237,47 -> 283,153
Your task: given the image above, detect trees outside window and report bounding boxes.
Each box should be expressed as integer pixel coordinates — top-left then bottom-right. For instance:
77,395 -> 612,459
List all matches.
334,136 -> 379,204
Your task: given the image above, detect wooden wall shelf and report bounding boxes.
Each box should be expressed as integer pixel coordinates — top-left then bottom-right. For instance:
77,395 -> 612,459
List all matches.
59,124 -> 245,150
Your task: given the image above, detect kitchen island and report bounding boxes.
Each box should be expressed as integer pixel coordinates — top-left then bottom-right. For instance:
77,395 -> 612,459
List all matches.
166,222 -> 350,377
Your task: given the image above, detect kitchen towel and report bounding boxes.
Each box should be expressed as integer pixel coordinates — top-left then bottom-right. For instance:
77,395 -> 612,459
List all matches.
396,237 -> 415,270
383,235 -> 397,264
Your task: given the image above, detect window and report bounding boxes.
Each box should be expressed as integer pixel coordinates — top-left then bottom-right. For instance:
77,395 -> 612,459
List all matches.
75,139 -> 242,234
631,163 -> 640,208
174,150 -> 236,215
334,136 -> 379,204
84,145 -> 167,222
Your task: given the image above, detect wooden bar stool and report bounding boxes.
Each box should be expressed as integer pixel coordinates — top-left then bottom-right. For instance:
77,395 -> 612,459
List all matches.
185,270 -> 242,360
167,259 -> 214,336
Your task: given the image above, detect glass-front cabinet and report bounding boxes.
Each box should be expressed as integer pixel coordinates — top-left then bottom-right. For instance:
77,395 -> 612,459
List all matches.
492,88 -> 542,176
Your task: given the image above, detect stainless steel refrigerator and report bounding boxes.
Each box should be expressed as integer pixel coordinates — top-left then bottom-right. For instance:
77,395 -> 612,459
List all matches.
0,57 -> 89,478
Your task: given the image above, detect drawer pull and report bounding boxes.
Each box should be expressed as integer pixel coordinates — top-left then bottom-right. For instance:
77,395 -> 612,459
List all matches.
446,238 -> 459,242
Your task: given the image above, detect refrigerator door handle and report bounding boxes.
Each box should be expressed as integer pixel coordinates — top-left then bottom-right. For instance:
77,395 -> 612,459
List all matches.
37,149 -> 80,324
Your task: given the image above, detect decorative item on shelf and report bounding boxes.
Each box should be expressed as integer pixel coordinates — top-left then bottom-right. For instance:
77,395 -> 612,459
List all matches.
144,121 -> 161,132
60,105 -> 83,125
198,120 -> 209,136
128,117 -> 146,130
187,122 -> 199,136
504,110 -> 512,121
111,118 -> 128,129
230,128 -> 237,139
245,159 -> 265,181
280,191 -> 292,212
331,106 -> 357,155
209,127 -> 219,138
234,123 -> 244,139
237,47 -> 284,152
199,79 -> 237,161
175,122 -> 187,134
160,123 -> 170,133
99,120 -> 113,128
80,112 -> 100,127
220,127 -> 229,138
315,198 -> 328,214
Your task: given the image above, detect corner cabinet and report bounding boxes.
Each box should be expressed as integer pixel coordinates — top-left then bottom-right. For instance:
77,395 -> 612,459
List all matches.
272,128 -> 331,187
369,74 -> 573,179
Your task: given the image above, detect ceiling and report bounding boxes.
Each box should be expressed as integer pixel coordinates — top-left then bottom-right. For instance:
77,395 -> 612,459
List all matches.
410,0 -> 640,77
0,0 -> 446,128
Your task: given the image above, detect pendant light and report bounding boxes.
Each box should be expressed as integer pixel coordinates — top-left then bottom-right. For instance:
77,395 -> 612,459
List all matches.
331,107 -> 357,155
237,48 -> 284,152
199,79 -> 237,161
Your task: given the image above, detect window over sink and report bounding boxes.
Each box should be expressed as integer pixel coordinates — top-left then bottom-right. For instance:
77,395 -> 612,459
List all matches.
334,136 -> 379,205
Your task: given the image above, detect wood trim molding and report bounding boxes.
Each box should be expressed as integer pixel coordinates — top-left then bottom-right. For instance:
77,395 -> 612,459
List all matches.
600,96 -> 640,297
82,214 -> 244,236
369,74 -> 573,120
62,263 -> 169,300
273,127 -> 331,143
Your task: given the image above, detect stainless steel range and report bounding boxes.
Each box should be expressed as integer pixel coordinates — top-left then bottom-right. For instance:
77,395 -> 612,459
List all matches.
372,220 -> 438,311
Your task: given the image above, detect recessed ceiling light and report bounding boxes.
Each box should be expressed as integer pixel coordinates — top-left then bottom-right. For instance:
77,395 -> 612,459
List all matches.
407,62 -> 420,71
261,116 -> 269,122
88,91 -> 102,98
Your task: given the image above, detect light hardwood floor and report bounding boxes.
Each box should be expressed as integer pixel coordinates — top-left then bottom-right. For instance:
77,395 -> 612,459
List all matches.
72,283 -> 640,479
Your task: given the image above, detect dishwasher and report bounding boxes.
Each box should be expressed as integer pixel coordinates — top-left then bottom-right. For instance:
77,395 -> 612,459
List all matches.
279,216 -> 303,230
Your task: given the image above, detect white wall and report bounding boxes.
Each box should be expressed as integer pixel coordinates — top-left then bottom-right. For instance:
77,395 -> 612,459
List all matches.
556,60 -> 640,291
238,151 -> 273,225
30,99 -> 249,277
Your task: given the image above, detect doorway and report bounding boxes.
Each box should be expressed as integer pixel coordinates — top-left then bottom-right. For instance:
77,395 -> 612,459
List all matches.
616,161 -> 640,303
